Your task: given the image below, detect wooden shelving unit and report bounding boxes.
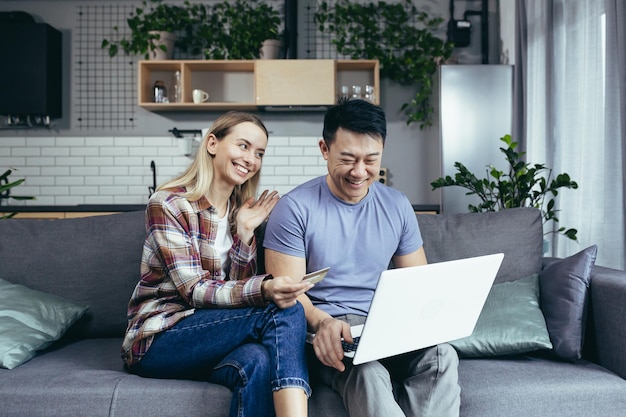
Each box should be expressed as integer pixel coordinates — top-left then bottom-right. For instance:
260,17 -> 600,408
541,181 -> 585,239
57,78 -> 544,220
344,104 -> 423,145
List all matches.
138,59 -> 380,111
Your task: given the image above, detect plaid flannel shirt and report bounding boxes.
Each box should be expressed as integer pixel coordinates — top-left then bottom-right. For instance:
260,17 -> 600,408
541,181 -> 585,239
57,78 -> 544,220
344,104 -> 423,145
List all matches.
121,188 -> 268,366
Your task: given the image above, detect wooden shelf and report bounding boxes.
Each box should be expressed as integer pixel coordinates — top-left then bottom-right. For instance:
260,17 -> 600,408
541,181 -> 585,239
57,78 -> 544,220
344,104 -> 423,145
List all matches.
138,59 -> 379,111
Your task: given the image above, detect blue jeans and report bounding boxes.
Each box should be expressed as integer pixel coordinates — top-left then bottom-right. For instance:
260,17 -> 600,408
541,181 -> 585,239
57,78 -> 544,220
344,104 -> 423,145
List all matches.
129,302 -> 311,417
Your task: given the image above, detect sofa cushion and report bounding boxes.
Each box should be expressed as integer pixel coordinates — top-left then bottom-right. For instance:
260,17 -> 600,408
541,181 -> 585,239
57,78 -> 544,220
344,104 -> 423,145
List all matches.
417,208 -> 543,283
450,274 -> 552,357
540,245 -> 597,361
0,278 -> 88,369
0,338 -> 349,417
459,355 -> 626,417
0,211 -> 146,338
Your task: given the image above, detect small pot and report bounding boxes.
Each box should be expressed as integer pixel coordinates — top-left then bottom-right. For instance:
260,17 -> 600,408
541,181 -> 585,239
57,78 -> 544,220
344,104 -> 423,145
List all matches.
259,39 -> 282,60
148,31 -> 176,60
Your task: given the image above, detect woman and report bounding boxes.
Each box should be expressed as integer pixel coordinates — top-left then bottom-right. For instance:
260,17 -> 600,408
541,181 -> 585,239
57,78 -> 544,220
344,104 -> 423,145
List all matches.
121,112 -> 312,417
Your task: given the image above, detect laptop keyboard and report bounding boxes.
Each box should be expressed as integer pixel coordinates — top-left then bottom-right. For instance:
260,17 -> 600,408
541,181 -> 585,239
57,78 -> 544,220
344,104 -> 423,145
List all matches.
342,337 -> 360,353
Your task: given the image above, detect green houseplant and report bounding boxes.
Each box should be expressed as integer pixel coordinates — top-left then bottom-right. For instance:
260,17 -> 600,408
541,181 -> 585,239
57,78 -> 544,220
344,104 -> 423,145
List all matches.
314,0 -> 454,128
101,0 -> 201,59
431,135 -> 579,241
0,168 -> 35,219
199,0 -> 281,60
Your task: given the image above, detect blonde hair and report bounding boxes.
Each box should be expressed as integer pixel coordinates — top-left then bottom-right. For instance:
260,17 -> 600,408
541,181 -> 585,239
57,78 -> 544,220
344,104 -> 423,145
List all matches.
158,112 -> 268,224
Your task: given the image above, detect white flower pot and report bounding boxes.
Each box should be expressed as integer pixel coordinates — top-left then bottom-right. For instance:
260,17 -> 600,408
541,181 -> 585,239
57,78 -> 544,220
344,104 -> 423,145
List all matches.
148,31 -> 176,60
259,39 -> 282,60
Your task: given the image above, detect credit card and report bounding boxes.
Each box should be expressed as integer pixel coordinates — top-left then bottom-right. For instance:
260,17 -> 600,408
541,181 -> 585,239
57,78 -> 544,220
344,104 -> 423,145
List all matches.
302,267 -> 330,284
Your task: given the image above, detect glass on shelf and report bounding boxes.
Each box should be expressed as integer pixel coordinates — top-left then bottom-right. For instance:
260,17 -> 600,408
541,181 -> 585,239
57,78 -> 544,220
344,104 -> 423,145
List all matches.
364,85 -> 375,102
171,71 -> 181,103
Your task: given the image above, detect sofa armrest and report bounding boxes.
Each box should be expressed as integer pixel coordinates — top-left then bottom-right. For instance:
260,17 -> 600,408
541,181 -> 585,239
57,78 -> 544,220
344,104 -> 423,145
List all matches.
588,265 -> 626,379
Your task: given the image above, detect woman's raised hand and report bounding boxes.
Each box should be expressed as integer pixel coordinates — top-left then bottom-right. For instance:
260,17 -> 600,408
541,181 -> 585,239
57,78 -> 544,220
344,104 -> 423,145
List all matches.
236,190 -> 279,243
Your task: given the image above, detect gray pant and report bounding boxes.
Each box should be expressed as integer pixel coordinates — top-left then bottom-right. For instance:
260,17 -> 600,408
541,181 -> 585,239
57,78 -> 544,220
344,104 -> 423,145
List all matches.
311,314 -> 461,417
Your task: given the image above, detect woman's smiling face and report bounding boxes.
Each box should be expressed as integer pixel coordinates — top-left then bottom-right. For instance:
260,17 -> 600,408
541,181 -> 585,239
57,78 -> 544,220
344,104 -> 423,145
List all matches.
320,127 -> 383,204
207,121 -> 268,187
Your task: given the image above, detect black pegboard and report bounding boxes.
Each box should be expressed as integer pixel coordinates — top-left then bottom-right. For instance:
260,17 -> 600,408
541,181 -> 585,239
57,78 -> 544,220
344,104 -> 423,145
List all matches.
75,3 -> 137,130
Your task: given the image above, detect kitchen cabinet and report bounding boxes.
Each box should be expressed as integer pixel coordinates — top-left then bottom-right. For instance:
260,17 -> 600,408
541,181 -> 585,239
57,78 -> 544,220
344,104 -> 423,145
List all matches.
138,59 -> 379,111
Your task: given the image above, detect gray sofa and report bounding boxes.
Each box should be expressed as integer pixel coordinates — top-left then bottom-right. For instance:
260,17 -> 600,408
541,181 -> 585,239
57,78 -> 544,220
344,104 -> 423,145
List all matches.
1,207 -> 625,416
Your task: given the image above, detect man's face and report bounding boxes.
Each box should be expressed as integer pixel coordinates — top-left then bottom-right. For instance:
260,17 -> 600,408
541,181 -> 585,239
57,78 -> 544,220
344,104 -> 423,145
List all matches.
320,127 -> 383,204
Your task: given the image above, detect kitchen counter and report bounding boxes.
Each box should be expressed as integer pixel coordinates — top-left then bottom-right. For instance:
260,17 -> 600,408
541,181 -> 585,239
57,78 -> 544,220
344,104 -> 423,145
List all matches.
2,204 -> 440,217
0,205 -> 146,219
1,205 -> 146,213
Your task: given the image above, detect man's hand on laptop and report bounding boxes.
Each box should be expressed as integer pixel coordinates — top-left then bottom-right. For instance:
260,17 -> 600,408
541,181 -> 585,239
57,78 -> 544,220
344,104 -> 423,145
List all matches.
312,317 -> 353,372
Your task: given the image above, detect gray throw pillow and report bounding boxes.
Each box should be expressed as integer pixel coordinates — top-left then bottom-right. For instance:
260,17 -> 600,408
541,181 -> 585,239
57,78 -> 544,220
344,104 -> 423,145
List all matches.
0,278 -> 89,369
539,245 -> 597,362
449,274 -> 552,357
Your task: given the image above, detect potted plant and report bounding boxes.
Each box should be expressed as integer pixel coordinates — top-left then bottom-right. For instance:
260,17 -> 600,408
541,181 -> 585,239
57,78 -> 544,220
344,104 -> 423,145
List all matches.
101,0 -> 200,60
199,0 -> 282,60
1,168 -> 35,219
431,134 -> 579,242
315,0 -> 454,128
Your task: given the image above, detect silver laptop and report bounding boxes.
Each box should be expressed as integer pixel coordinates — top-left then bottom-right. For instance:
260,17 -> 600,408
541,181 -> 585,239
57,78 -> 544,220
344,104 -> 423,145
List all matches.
318,253 -> 504,365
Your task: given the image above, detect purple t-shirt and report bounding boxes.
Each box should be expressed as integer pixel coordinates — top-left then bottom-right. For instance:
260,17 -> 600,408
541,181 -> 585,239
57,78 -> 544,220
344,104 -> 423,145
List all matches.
264,176 -> 423,317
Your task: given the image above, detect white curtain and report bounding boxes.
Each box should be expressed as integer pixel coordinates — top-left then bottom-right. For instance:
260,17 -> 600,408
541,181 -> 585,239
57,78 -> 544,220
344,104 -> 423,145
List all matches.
520,0 -> 625,269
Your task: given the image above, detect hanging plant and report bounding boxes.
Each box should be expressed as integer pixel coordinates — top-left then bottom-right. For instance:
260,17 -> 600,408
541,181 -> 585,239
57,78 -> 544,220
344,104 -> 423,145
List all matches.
198,0 -> 281,60
101,0 -> 204,59
315,0 -> 454,128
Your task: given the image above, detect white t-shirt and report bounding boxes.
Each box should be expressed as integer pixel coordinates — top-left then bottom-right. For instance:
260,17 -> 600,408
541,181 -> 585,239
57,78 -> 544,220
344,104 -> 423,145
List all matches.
215,208 -> 233,278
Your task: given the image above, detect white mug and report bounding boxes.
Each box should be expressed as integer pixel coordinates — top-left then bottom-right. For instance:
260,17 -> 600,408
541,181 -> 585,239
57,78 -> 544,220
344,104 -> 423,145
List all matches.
192,89 -> 209,103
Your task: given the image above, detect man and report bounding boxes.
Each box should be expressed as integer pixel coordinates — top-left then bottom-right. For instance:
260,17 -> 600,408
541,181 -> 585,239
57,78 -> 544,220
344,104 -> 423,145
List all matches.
263,98 -> 461,417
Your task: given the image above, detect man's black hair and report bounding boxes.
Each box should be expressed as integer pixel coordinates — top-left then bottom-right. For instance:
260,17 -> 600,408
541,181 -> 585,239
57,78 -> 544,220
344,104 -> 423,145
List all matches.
322,98 -> 387,145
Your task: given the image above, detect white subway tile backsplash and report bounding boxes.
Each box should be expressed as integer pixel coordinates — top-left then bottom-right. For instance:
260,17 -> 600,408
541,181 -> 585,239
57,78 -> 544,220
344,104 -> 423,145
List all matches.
85,157 -> 114,166
39,186 -> 69,196
275,166 -> 304,175
26,157 -> 55,166
55,157 -> 85,166
114,156 -> 144,166
70,186 -> 100,195
0,135 -> 326,205
26,176 -> 55,186
42,147 -> 70,157
3,137 -> 26,147
1,157 -> 25,166
56,176 -> 85,186
69,147 -> 100,157
274,147 -> 303,156
12,147 -> 41,157
101,147 -> 130,156
56,137 -> 85,147
101,166 -> 128,176
27,137 -> 54,147
115,137 -> 144,147
15,166 -> 42,176
71,167 -> 99,176
85,176 -> 114,186
90,137 -> 115,146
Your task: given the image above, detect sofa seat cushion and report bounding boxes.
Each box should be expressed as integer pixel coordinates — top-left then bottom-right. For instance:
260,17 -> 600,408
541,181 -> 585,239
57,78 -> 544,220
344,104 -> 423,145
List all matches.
0,338 -> 347,417
459,355 -> 626,417
0,338 -> 231,417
